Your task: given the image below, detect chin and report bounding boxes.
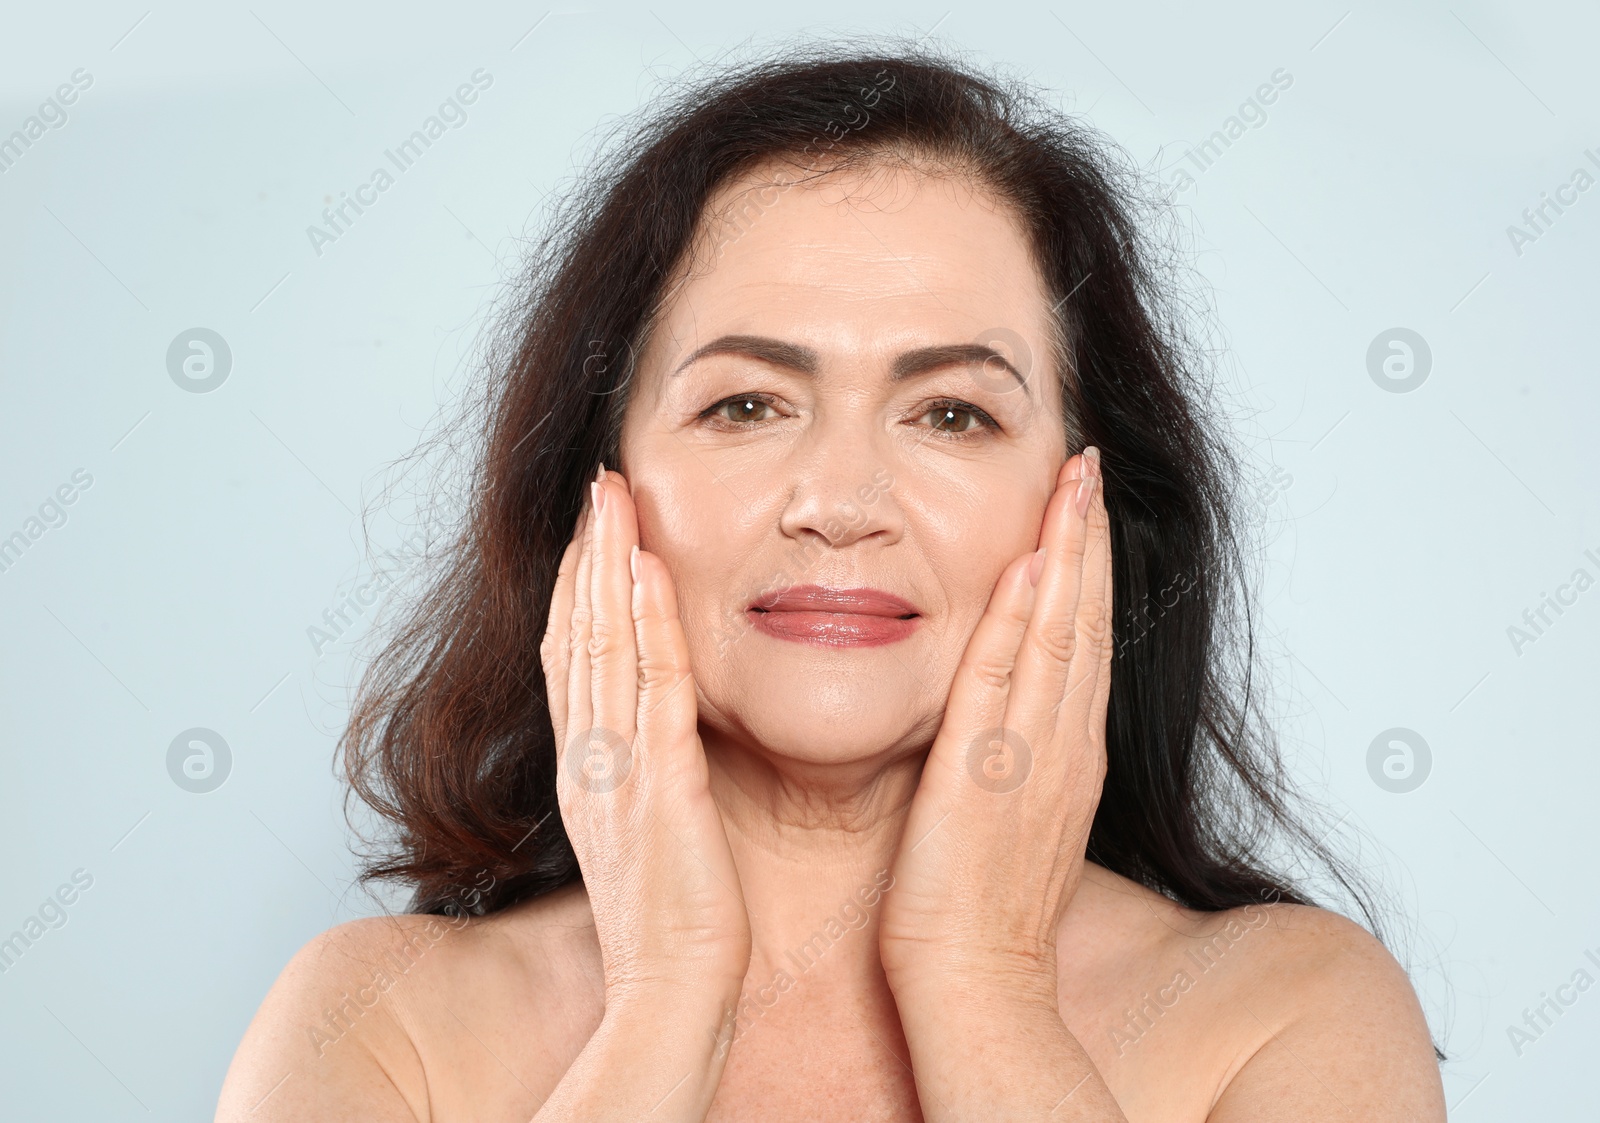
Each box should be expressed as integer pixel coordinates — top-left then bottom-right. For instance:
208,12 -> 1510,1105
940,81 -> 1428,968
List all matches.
698,651 -> 943,765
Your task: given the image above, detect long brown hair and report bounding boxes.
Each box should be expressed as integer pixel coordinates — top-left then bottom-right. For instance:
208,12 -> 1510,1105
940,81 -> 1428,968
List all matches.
343,43 -> 1387,961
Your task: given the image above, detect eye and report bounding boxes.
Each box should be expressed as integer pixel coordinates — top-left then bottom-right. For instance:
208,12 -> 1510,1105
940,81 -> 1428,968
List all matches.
702,394 -> 782,426
915,400 -> 999,437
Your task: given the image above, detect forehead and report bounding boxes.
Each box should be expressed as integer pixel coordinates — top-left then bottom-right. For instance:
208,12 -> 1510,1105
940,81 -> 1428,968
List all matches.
641,158 -> 1057,379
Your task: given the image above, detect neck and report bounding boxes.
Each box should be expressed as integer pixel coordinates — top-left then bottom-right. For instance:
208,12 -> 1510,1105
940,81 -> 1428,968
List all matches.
702,728 -> 924,1029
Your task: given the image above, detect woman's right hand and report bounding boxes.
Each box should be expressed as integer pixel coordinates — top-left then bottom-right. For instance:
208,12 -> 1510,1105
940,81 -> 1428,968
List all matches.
540,465 -> 753,1011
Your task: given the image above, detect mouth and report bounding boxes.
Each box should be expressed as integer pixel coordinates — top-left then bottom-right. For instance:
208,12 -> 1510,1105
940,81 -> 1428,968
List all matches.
747,585 -> 921,648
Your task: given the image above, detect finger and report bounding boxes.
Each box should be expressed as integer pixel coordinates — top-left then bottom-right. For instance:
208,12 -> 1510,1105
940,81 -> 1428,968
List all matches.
632,548 -> 699,758
935,549 -> 1038,776
540,503 -> 589,748
588,469 -> 642,746
561,479 -> 599,774
1074,458 -> 1115,744
1050,459 -> 1112,803
1008,451 -> 1093,746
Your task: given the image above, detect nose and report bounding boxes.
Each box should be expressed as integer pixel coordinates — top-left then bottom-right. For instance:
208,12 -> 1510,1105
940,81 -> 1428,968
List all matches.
777,420 -> 901,551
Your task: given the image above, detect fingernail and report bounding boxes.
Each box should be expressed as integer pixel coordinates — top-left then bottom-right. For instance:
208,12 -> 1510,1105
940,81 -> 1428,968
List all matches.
629,544 -> 640,582
596,461 -> 606,484
1075,474 -> 1093,518
591,481 -> 606,513
1085,446 -> 1101,480
1028,547 -> 1046,587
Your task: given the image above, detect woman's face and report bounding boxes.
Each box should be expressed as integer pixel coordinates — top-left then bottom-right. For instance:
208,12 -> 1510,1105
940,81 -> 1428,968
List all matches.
618,159 -> 1067,766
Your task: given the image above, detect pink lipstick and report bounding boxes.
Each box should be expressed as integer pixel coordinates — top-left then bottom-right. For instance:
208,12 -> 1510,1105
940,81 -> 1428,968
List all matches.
747,585 -> 921,647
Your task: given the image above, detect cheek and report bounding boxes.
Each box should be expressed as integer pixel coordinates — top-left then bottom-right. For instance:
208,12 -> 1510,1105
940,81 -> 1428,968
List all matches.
906,471 -> 1048,589
629,473 -> 694,560
625,448 -> 753,607
624,459 -> 772,706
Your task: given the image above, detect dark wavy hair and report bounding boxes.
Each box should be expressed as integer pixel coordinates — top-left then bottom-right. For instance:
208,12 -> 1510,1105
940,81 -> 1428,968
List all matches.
343,41 -> 1412,1027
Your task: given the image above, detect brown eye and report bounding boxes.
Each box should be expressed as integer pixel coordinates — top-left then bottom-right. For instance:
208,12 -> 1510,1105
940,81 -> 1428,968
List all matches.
923,403 -> 985,433
711,396 -> 777,423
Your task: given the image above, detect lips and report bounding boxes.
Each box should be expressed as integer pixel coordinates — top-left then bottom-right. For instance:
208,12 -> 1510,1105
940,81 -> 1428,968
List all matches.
747,585 -> 921,647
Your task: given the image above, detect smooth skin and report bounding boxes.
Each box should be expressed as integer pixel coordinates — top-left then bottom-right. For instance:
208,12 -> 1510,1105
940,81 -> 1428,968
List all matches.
216,161 -> 1446,1122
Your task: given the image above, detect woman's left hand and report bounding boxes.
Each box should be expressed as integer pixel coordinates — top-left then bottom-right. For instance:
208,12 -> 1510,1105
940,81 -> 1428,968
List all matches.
879,446 -> 1113,1002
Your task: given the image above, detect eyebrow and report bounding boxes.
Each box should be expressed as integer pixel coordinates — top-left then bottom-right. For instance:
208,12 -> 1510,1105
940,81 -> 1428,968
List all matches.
671,334 -> 1029,395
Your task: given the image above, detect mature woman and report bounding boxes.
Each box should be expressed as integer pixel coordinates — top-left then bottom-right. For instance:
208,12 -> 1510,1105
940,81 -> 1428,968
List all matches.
218,46 -> 1446,1121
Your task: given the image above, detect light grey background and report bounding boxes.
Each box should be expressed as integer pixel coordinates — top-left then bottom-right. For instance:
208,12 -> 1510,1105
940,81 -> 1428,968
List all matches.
2,1 -> 1595,1118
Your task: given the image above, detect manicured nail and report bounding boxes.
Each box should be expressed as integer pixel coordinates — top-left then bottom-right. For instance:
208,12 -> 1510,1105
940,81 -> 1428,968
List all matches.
1084,446 -> 1101,480
591,480 -> 605,513
1075,474 -> 1093,518
1028,547 -> 1047,587
629,544 -> 640,582
596,461 -> 606,484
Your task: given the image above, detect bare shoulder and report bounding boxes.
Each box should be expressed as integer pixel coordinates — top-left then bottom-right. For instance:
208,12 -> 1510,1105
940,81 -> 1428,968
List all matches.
215,913 -> 444,1121
1064,867 -> 1445,1121
1159,895 -> 1445,1121
215,883 -> 603,1122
